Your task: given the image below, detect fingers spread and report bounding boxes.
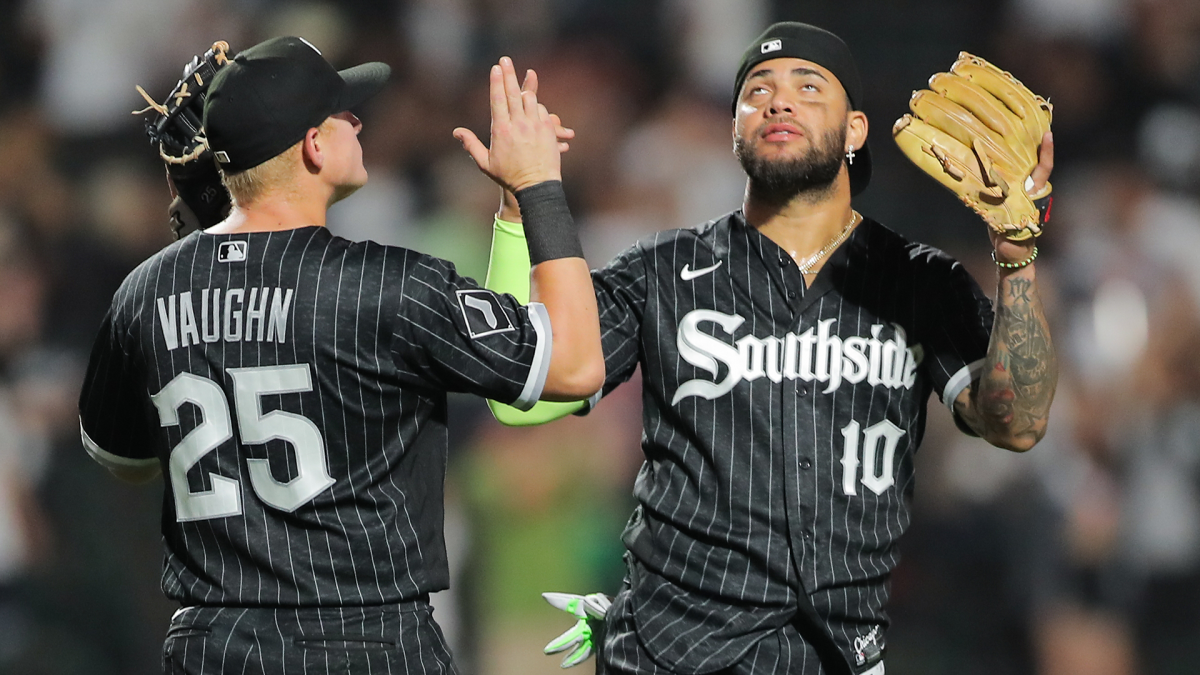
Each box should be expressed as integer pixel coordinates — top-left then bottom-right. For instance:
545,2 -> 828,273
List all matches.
452,127 -> 489,170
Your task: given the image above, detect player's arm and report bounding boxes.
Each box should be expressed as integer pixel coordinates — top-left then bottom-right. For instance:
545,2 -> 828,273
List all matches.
454,58 -> 603,401
954,137 -> 1057,452
79,308 -> 161,483
485,190 -> 590,425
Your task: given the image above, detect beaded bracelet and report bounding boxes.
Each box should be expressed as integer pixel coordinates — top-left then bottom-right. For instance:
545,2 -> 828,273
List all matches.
991,246 -> 1038,269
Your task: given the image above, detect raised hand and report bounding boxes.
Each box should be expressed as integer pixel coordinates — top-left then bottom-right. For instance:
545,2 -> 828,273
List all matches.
990,131 -> 1053,262
488,67 -> 575,222
454,57 -> 562,194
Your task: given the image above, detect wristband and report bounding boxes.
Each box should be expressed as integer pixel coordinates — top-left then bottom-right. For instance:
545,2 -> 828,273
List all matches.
514,181 -> 584,264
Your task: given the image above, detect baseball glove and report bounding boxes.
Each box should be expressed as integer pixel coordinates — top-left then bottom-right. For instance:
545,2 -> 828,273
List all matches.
893,52 -> 1053,241
133,41 -> 233,239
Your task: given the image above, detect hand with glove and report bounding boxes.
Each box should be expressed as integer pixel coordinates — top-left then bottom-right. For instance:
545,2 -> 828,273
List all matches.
133,41 -> 234,239
542,592 -> 611,668
893,53 -> 1053,249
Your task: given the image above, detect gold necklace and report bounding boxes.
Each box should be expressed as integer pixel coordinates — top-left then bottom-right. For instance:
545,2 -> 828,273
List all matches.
794,210 -> 861,275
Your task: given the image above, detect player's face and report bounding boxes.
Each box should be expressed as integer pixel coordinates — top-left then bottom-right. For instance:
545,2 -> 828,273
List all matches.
733,58 -> 851,199
323,111 -> 368,204
734,58 -> 851,158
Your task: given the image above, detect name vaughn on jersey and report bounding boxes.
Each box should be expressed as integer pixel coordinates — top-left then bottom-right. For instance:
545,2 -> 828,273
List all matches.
156,287 -> 295,350
673,309 -> 924,405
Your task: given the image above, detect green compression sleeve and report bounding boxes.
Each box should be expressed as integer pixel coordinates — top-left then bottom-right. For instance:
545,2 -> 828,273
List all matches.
486,217 -> 587,426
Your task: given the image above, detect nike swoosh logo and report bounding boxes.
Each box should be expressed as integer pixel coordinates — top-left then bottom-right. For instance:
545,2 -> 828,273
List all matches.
680,261 -> 723,281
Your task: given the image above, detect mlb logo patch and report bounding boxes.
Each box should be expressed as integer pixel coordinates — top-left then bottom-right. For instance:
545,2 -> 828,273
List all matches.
218,241 -> 247,263
761,39 -> 782,54
456,289 -> 515,338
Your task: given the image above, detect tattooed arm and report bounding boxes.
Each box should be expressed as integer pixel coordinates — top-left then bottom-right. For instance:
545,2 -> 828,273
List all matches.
955,264 -> 1057,451
955,133 -> 1058,452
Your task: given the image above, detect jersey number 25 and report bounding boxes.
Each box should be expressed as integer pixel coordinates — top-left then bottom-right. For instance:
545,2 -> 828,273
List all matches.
151,365 -> 335,522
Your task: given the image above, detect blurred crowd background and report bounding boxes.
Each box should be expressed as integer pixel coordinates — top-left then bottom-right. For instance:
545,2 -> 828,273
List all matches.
0,0 -> 1197,674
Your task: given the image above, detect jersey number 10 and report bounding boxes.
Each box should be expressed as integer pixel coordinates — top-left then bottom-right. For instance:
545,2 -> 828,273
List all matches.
151,365 -> 335,522
839,419 -> 905,497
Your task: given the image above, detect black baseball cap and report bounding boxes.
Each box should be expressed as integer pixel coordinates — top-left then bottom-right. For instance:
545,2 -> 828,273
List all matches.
733,22 -> 872,195
203,36 -> 391,173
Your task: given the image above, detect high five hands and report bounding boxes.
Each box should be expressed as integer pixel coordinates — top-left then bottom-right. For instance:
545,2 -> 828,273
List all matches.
453,57 -> 575,194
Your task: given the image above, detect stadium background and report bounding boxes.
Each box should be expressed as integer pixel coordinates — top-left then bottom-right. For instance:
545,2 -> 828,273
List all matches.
0,0 -> 1197,673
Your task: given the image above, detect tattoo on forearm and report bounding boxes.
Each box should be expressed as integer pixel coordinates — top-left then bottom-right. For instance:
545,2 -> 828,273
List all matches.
974,269 -> 1057,446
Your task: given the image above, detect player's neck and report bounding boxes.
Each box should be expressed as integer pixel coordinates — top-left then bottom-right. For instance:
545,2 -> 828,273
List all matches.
206,195 -> 328,235
744,175 -> 856,265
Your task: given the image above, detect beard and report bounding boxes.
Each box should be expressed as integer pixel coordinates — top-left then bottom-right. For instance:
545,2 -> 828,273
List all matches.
735,120 -> 847,205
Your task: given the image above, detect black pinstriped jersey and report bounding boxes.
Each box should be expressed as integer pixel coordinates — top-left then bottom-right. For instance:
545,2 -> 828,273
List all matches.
589,212 -> 993,674
79,226 -> 552,607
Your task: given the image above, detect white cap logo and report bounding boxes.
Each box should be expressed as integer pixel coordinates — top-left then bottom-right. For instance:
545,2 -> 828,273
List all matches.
761,39 -> 782,54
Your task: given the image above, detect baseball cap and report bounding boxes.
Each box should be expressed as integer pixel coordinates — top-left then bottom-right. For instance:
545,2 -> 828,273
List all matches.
203,36 -> 391,173
732,22 -> 873,195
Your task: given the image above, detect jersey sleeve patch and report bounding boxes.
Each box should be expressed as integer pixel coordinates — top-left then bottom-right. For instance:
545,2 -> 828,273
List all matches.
456,289 -> 517,338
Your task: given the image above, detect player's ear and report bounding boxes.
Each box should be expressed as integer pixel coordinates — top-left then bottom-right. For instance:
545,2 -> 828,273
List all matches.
301,125 -> 324,173
847,110 -> 868,156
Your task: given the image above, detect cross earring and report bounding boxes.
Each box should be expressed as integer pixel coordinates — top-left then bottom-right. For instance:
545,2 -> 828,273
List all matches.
846,147 -> 856,165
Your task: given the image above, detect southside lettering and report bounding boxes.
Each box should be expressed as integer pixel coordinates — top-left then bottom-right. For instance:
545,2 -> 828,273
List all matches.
672,310 -> 924,405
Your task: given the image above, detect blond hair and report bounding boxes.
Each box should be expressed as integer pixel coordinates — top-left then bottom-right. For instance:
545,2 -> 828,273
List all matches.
220,118 -> 335,206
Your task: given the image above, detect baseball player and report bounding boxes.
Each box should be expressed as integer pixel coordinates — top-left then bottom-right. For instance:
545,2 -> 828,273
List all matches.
483,22 -> 1057,675
78,37 -> 603,674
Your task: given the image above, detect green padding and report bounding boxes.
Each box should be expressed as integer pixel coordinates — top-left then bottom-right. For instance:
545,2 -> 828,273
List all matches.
486,217 -> 586,426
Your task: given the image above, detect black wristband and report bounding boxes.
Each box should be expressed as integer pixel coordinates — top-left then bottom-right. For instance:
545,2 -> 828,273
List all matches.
515,180 -> 584,265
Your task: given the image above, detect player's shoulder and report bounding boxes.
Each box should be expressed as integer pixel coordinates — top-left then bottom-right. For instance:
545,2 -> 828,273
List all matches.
110,234 -> 189,301
627,210 -> 740,256
327,232 -> 477,290
859,216 -> 964,275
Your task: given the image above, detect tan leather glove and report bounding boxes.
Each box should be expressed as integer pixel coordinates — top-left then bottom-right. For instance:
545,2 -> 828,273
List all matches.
894,52 -> 1053,241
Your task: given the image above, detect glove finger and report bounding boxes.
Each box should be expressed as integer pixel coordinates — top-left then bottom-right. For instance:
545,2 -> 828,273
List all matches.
895,115 -> 1016,233
542,592 -> 588,619
544,621 -> 588,654
952,53 -> 1052,145
893,115 -> 991,194
929,72 -> 1024,147
583,593 -> 612,618
560,642 -> 594,669
909,89 -> 1025,177
542,592 -> 583,610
